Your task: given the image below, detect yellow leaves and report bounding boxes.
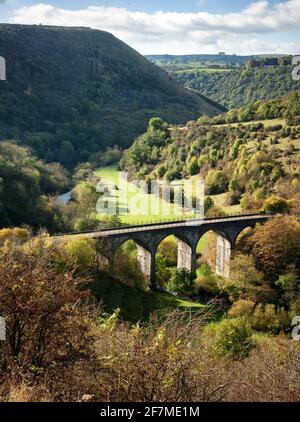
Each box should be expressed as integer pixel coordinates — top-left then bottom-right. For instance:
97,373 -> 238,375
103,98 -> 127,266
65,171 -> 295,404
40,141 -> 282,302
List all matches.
100,308 -> 120,332
0,227 -> 31,251
153,328 -> 165,348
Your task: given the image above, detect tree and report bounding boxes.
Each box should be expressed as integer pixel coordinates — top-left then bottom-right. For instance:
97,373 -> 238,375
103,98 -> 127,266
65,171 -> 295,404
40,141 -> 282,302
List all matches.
0,141 -> 69,230
0,246 -> 95,374
187,157 -> 199,176
204,196 -> 214,213
206,317 -> 254,360
230,139 -> 242,160
262,196 -> 291,214
148,117 -> 168,133
166,269 -> 194,295
251,217 -> 300,280
205,170 -> 229,195
63,238 -> 96,272
157,237 -> 177,266
156,254 -> 172,287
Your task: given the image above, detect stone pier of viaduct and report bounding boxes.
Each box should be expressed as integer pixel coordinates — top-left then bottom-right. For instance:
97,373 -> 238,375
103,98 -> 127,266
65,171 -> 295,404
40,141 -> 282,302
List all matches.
59,213 -> 273,290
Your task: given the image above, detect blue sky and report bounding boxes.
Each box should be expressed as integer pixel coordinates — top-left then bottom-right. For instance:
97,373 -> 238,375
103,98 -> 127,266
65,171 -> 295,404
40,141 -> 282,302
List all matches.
0,1 -> 299,55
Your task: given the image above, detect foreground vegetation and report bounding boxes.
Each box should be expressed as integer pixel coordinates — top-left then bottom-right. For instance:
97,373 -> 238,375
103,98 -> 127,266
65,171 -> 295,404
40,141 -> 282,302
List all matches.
1,221 -> 300,402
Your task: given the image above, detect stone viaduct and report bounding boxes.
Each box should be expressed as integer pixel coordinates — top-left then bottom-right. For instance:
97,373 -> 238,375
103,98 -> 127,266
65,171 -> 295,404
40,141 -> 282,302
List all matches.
57,213 -> 274,290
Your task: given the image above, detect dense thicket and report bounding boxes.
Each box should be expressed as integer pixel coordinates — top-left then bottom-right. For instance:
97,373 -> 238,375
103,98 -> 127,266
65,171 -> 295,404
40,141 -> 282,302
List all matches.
0,24 -> 223,168
0,141 -> 68,228
173,65 -> 300,109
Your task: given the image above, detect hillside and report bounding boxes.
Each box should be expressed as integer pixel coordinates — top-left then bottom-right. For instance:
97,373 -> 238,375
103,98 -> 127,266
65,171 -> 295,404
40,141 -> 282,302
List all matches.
149,55 -> 300,109
0,24 -> 223,168
172,66 -> 300,109
120,92 -> 300,214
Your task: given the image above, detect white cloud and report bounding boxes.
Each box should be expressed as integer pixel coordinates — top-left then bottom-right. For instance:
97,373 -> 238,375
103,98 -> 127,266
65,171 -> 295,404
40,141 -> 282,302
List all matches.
9,1 -> 300,55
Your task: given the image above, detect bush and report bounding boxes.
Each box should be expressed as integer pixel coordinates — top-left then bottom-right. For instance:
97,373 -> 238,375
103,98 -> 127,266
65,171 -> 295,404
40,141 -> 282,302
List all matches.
166,269 -> 194,295
205,170 -> 229,195
195,266 -> 220,295
63,237 -> 96,271
262,196 -> 291,214
0,247 -> 96,399
0,227 -> 31,248
225,190 -> 241,206
204,196 -> 214,213
251,303 -> 290,333
228,300 -> 255,318
207,318 -> 255,360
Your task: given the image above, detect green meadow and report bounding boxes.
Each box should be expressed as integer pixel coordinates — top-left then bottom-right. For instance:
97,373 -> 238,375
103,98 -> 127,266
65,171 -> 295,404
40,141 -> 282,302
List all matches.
94,165 -> 199,225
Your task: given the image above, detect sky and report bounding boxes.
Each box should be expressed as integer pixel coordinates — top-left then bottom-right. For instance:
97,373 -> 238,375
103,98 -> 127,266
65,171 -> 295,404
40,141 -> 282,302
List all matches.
0,0 -> 299,55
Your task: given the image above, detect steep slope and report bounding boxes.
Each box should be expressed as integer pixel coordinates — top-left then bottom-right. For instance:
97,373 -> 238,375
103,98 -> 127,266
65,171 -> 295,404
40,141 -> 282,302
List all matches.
0,24 -> 223,167
172,66 -> 300,109
121,92 -> 300,212
148,55 -> 300,109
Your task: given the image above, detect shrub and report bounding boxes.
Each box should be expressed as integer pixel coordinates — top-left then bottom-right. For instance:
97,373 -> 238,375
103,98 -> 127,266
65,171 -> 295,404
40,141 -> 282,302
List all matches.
205,170 -> 229,195
166,269 -> 194,295
262,196 -> 291,214
207,318 -> 255,360
204,196 -> 214,213
225,190 -> 241,206
0,247 -> 96,398
0,227 -> 31,248
63,237 -> 96,271
228,300 -> 255,318
195,266 -> 220,295
251,303 -> 290,333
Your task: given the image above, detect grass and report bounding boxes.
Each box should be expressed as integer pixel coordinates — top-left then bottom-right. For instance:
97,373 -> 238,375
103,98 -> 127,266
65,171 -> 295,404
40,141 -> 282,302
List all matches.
210,192 -> 242,214
94,164 -> 120,185
214,118 -> 286,128
91,272 -> 204,323
196,231 -> 215,255
94,165 -> 197,225
175,68 -> 232,75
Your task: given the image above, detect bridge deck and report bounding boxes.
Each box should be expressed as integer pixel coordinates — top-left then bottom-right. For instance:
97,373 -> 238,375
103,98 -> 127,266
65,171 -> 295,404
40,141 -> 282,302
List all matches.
53,213 -> 275,239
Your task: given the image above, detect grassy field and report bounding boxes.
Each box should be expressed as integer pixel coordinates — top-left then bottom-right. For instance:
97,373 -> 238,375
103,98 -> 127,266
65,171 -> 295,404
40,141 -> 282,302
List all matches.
213,118 -> 286,128
175,68 -> 233,75
210,192 -> 242,214
95,165 -> 198,225
95,165 -> 242,225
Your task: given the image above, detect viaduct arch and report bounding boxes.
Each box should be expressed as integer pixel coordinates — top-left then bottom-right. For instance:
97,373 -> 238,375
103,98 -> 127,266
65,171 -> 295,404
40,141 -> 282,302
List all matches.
56,213 -> 275,290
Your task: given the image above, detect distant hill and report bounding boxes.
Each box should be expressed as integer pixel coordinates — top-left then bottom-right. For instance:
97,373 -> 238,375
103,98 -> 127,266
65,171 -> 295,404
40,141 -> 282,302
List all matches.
172,66 -> 300,109
146,54 -> 254,67
148,54 -> 300,109
0,24 -> 224,168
